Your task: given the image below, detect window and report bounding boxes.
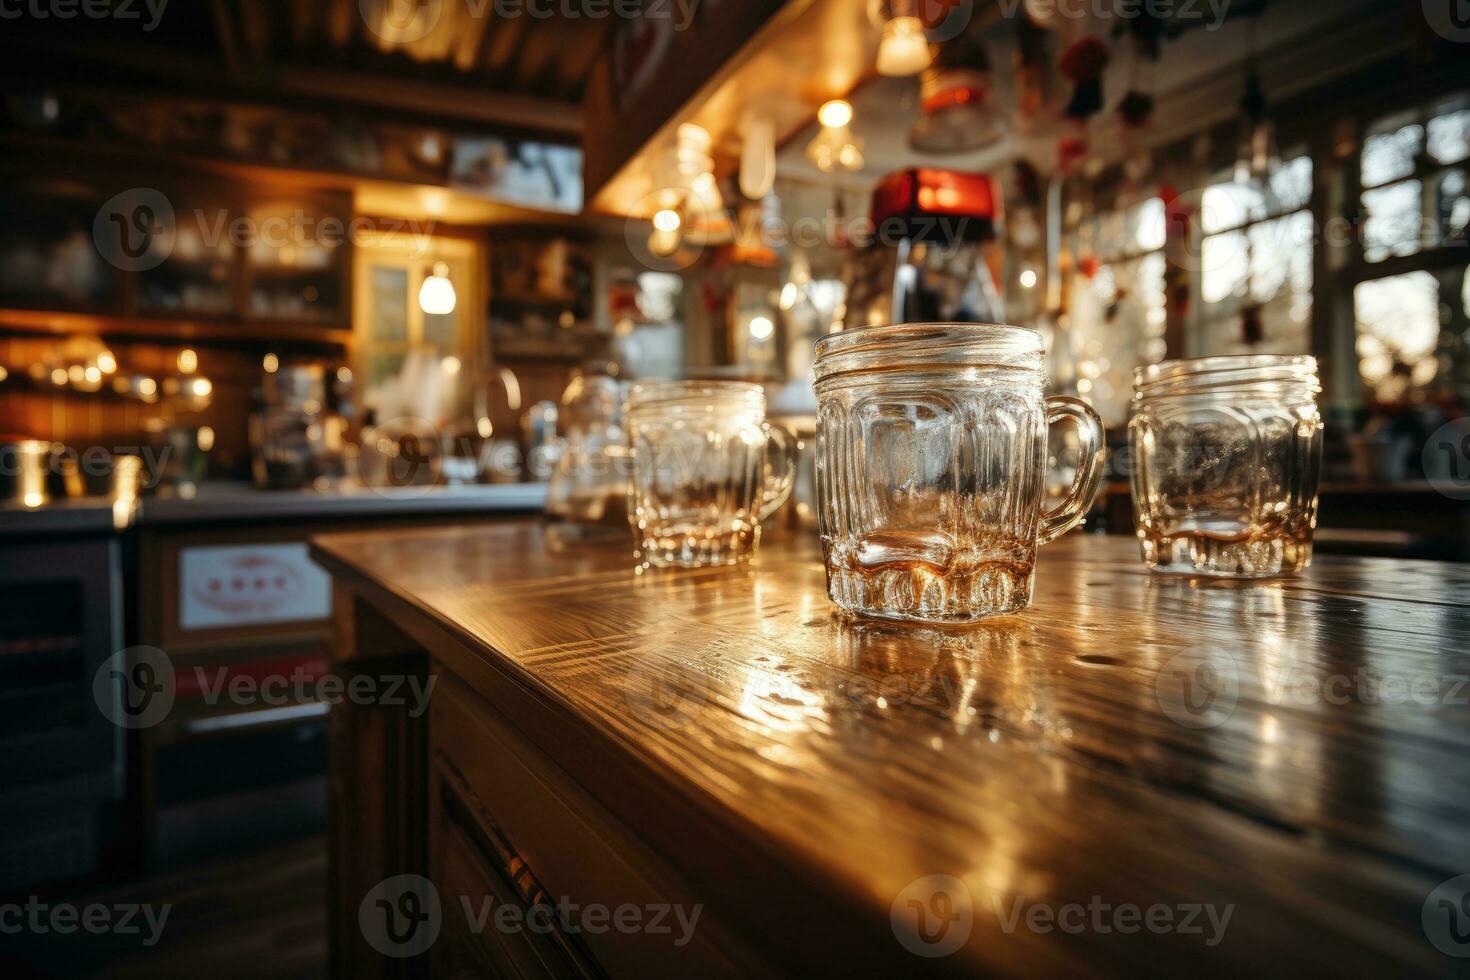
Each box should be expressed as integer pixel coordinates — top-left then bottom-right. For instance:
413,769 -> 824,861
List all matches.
352,231 -> 482,416
1353,92 -> 1470,404
1194,155 -> 1315,358
1064,197 -> 1168,425
1354,272 -> 1441,403
1361,94 -> 1470,261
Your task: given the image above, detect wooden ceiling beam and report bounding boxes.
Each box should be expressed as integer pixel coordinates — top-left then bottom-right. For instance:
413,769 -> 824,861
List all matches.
209,0 -> 245,82
276,66 -> 582,137
4,40 -> 582,138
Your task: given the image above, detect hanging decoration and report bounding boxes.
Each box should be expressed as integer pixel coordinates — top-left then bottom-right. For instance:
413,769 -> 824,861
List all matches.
1059,36 -> 1110,121
1013,15 -> 1049,124
908,32 -> 1007,154
875,1 -> 933,77
807,99 -> 865,173
1234,70 -> 1280,186
1022,0 -> 1065,31
645,122 -> 730,256
739,111 -> 776,200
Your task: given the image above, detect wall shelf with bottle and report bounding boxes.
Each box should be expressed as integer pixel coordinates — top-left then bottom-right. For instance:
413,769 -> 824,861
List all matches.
0,161 -> 354,342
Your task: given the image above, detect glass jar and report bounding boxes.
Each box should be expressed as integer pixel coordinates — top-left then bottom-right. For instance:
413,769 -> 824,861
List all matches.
1129,355 -> 1323,577
625,381 -> 795,569
813,323 -> 1106,624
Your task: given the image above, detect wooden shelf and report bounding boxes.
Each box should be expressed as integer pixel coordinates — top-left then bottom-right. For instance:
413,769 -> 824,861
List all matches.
0,308 -> 354,349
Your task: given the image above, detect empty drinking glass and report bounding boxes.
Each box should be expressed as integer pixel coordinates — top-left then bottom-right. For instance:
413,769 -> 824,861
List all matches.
1129,355 -> 1323,577
625,381 -> 795,569
813,323 -> 1106,624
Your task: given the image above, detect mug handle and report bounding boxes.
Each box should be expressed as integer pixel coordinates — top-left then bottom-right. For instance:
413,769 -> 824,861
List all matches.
757,423 -> 798,521
1037,396 -> 1107,546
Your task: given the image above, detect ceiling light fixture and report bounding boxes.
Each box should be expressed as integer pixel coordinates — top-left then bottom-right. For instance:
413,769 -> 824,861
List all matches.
419,262 -> 457,316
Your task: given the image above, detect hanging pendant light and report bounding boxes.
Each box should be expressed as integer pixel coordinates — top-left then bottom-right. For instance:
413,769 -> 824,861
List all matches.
908,32 -> 1006,154
739,112 -> 777,200
877,14 -> 931,77
418,261 -> 457,315
807,100 -> 865,173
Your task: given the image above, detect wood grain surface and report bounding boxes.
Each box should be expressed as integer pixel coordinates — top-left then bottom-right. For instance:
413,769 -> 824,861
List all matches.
312,522 -> 1470,977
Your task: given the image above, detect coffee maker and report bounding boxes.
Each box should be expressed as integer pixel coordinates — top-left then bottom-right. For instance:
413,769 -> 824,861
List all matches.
248,363 -> 346,490
843,167 -> 1005,329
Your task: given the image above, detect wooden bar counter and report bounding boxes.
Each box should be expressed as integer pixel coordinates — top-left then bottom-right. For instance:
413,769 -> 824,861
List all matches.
311,521 -> 1470,977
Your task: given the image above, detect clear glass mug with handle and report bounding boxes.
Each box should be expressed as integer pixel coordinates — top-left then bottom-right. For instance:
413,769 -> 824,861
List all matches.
1129,355 -> 1323,577
625,381 -> 797,569
813,323 -> 1106,623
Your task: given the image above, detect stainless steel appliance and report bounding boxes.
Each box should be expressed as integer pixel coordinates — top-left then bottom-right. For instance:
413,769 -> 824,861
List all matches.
843,167 -> 1005,329
249,364 -> 343,490
0,535 -> 125,890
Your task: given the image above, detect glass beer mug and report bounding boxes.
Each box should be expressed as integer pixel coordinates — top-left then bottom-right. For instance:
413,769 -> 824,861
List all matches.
1129,355 -> 1323,577
625,381 -> 796,569
813,323 -> 1106,623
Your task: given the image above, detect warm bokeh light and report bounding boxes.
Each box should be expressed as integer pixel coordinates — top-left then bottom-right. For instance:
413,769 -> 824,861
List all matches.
817,99 -> 853,129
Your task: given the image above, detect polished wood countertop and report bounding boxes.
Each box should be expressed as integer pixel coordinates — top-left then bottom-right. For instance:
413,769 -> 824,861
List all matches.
311,522 -> 1470,975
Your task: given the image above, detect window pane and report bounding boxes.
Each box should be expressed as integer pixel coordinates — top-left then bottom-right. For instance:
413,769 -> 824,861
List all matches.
1428,107 -> 1470,166
1201,230 -> 1249,306
1362,181 -> 1424,263
369,266 -> 409,343
1249,212 -> 1315,306
1201,182 -> 1265,234
1130,198 -> 1166,253
1269,157 -> 1314,213
422,309 -> 458,348
1354,271 -> 1441,402
368,352 -> 406,388
1065,252 -> 1167,426
1437,169 -> 1469,246
1252,213 -> 1313,352
1362,121 -> 1424,188
1095,210 -> 1126,261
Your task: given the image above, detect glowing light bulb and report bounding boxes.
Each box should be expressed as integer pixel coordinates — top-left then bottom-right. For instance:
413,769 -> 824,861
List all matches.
877,16 -> 931,77
749,316 -> 775,341
653,209 -> 682,233
418,262 -> 457,315
818,100 -> 853,129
